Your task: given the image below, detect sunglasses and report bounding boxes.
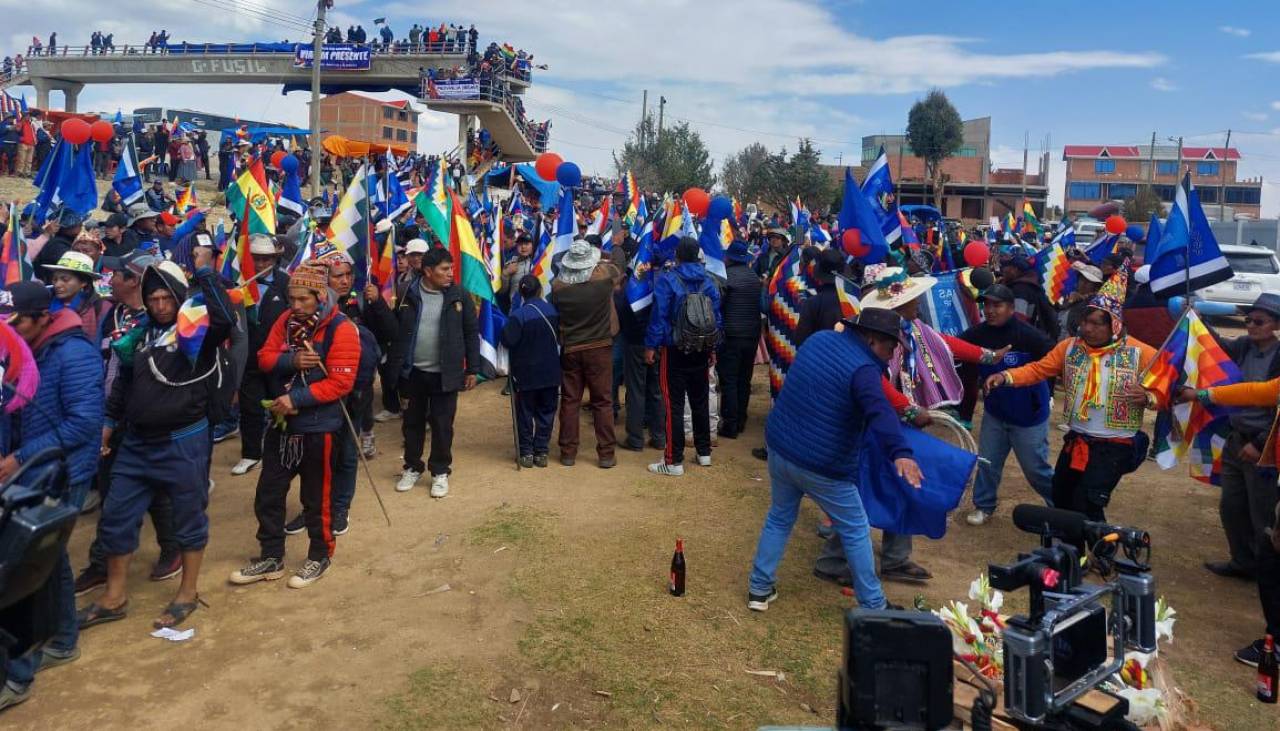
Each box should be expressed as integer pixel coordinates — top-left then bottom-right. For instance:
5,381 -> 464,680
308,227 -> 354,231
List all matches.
1246,317 -> 1277,327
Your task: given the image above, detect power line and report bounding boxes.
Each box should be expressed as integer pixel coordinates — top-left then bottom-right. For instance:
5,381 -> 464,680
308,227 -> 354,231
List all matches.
190,0 -> 314,33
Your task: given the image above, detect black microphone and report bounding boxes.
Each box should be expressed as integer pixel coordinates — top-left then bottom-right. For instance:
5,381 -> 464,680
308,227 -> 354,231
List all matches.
1012,504 -> 1150,551
1012,504 -> 1087,543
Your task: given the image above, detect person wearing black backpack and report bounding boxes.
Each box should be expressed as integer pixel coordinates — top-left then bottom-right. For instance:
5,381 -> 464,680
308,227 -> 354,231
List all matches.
645,238 -> 722,477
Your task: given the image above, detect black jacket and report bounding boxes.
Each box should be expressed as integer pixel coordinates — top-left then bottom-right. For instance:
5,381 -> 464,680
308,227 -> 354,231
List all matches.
247,270 -> 291,370
1008,277 -> 1060,340
389,282 -> 480,393
106,267 -> 235,440
719,261 -> 762,340
794,283 -> 841,347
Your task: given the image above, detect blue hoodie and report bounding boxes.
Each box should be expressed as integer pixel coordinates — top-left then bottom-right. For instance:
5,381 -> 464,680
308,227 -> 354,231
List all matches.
644,262 -> 722,349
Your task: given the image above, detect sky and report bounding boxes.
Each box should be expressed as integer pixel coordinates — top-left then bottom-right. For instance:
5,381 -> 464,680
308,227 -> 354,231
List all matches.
4,0 -> 1279,215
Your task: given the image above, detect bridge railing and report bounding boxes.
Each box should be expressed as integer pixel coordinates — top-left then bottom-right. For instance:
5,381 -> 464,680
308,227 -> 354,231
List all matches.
20,41 -> 531,83
420,78 -> 547,153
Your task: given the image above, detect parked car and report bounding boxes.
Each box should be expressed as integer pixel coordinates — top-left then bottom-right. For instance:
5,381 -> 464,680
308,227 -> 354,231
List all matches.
1195,244 -> 1280,309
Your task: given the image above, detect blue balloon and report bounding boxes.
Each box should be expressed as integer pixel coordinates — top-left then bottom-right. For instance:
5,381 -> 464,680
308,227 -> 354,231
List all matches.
707,195 -> 733,220
555,161 -> 582,187
1124,223 -> 1145,242
280,154 -> 300,174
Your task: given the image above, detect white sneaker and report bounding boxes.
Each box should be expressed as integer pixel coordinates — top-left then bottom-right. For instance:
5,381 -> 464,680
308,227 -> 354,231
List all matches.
966,509 -> 993,526
373,409 -> 400,423
231,458 -> 260,476
429,474 -> 449,498
696,455 -> 712,467
648,462 -> 684,476
207,478 -> 216,494
396,469 -> 422,492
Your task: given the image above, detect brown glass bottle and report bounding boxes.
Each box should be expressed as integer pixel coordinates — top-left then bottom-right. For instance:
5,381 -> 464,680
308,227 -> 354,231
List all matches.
669,539 -> 685,596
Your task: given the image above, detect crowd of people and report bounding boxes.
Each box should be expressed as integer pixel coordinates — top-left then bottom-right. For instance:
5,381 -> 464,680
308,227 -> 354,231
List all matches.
0,127 -> 1275,716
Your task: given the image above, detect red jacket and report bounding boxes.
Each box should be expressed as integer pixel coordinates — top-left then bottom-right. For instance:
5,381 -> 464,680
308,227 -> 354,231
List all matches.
258,307 -> 359,433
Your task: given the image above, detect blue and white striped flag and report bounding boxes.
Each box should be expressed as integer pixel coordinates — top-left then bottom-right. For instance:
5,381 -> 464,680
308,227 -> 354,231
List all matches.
1148,173 -> 1233,298
111,137 -> 145,206
861,147 -> 902,245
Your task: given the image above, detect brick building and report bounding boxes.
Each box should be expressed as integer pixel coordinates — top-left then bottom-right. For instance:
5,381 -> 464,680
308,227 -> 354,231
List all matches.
1062,145 -> 1263,220
851,116 -> 1049,224
318,91 -> 420,148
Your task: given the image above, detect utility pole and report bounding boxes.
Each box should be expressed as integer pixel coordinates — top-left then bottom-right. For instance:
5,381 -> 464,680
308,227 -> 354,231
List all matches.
896,132 -> 904,194
657,96 -> 666,142
836,151 -> 843,167
1219,129 -> 1231,222
640,89 -> 648,148
1020,130 -> 1029,202
309,0 -> 329,197
1146,131 -> 1156,190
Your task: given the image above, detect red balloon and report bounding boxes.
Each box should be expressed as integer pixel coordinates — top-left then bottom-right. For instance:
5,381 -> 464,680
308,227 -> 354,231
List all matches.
60,118 -> 91,145
1104,215 -> 1127,235
682,188 -> 710,218
270,150 -> 287,170
841,228 -> 869,258
534,152 -> 562,182
90,120 -> 115,144
963,242 -> 990,268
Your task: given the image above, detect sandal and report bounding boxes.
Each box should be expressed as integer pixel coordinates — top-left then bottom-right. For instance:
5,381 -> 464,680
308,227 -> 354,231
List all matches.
881,561 -> 933,585
78,600 -> 129,629
152,595 -> 209,630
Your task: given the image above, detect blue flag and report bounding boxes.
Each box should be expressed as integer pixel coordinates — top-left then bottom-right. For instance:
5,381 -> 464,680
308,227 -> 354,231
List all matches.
32,139 -> 69,225
858,425 -> 975,539
916,270 -> 976,337
1082,232 -> 1118,265
1148,173 -> 1232,298
1146,213 -> 1163,253
625,218 -> 657,312
838,168 -> 889,264
112,137 -> 145,207
550,186 -> 578,261
861,147 -> 901,245
476,298 -> 507,378
60,144 -> 100,217
698,204 -> 729,280
278,167 -> 306,217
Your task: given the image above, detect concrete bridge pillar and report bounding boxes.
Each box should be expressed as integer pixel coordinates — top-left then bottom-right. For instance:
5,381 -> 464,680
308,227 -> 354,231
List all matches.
30,78 -> 85,112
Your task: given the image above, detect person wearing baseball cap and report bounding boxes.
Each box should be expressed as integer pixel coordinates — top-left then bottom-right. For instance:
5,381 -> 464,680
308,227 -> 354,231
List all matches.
746,306 -> 922,614
31,206 -> 86,284
231,233 -> 292,477
957,283 -> 1056,526
999,251 -> 1060,340
0,279 -> 104,711
100,212 -> 132,258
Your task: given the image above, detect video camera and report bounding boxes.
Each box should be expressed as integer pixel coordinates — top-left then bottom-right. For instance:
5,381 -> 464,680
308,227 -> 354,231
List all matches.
990,505 -> 1156,726
0,449 -> 78,689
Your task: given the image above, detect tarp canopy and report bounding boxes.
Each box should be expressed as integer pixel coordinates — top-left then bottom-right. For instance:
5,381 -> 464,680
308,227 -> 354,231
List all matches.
170,42 -> 297,55
486,163 -> 559,203
221,126 -> 311,143
900,204 -> 942,222
322,134 -> 411,158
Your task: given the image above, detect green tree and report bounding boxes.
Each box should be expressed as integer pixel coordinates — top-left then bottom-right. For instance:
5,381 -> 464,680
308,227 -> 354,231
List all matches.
721,142 -> 775,205
906,88 -> 963,209
614,115 -> 715,193
1122,186 -> 1164,224
784,139 -> 833,214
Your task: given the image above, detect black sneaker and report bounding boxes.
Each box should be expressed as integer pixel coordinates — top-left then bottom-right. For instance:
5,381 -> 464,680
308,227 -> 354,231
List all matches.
74,566 -> 106,597
620,440 -> 644,452
751,447 -> 768,462
287,558 -> 331,589
149,552 -> 183,581
1234,639 -> 1279,668
332,513 -> 349,537
229,557 -> 286,585
518,454 -> 534,468
533,453 -> 548,468
747,588 -> 779,612
284,514 -> 306,535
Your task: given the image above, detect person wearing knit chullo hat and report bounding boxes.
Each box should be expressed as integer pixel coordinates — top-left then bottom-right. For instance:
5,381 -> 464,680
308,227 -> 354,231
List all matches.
986,269 -> 1160,555
231,259 -> 360,590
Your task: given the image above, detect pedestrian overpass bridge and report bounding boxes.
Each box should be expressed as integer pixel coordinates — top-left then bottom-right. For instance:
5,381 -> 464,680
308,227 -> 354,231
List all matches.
2,42 -> 545,161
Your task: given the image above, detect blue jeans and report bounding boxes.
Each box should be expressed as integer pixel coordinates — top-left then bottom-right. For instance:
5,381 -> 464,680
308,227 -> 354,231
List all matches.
749,452 -> 886,609
6,480 -> 90,689
972,412 -> 1054,513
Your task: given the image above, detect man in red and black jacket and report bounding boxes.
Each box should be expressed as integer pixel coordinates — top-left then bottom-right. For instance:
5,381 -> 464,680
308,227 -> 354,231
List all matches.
230,260 -> 359,590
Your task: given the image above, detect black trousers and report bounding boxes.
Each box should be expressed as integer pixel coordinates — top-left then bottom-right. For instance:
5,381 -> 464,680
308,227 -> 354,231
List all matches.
401,369 -> 457,476
622,342 -> 663,448
239,369 -> 269,460
86,430 -> 177,571
716,335 -> 757,435
660,347 -> 710,465
379,359 -> 401,415
1051,434 -> 1130,553
1259,524 -> 1280,638
254,429 -> 340,562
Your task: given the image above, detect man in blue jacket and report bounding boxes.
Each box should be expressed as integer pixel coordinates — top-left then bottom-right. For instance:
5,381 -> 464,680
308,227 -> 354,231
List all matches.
645,238 -> 722,477
0,281 -> 104,712
959,284 -> 1055,526
501,275 -> 561,468
747,307 -> 922,613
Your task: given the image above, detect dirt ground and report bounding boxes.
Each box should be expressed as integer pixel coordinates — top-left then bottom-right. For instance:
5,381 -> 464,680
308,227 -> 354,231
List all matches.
0,177 -> 1276,729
